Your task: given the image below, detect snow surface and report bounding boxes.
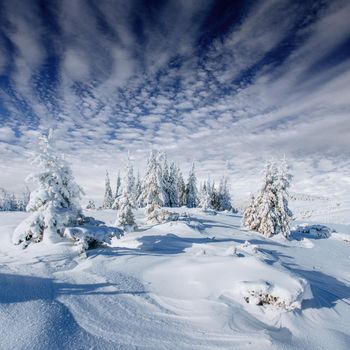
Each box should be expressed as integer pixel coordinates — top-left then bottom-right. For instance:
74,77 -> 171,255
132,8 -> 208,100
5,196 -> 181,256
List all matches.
1,205 -> 350,349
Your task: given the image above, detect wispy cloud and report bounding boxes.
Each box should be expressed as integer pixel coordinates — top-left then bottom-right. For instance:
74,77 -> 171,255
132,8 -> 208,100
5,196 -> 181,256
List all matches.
0,0 -> 349,201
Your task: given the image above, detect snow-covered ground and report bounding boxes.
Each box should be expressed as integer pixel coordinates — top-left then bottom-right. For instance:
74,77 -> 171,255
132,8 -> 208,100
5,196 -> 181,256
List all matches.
1,205 -> 350,349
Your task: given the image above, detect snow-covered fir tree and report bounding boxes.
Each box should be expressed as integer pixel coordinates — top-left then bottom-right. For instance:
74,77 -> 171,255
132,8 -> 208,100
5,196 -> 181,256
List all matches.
275,156 -> 293,237
243,158 -> 293,238
176,166 -> 187,206
186,162 -> 198,208
242,194 -> 258,228
112,171 -> 122,209
198,180 -> 212,211
135,170 -> 142,207
160,154 -> 171,207
217,176 -> 232,211
102,171 -> 113,209
13,130 -> 84,246
167,162 -> 179,207
116,159 -> 137,231
140,150 -> 163,221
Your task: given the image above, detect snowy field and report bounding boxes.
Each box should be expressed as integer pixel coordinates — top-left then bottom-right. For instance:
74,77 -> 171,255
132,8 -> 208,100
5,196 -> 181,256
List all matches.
1,204 -> 350,350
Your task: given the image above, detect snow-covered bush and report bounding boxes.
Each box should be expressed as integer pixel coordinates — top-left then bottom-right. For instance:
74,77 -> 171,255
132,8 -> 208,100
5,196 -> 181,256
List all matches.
243,158 -> 293,238
293,224 -> 333,239
13,130 -> 84,247
64,217 -> 123,253
146,207 -> 180,224
239,279 -> 308,311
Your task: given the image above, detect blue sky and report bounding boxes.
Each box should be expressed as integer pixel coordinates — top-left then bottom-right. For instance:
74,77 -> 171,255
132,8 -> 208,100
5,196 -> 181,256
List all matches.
0,0 -> 349,201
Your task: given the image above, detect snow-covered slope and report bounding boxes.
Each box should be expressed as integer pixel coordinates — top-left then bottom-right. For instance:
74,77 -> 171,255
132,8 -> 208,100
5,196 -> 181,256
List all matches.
1,208 -> 350,349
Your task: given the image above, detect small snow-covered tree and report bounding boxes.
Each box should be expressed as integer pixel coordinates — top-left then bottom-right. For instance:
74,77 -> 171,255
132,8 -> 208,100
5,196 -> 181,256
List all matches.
186,162 -> 198,208
140,150 -> 163,221
217,177 -> 232,211
112,171 -> 122,209
135,170 -> 142,207
167,162 -> 179,207
13,130 -> 84,246
86,199 -> 96,210
102,171 -> 113,209
116,160 -> 137,231
176,167 -> 187,206
160,154 -> 171,207
243,158 -> 293,238
198,181 -> 211,211
242,194 -> 258,228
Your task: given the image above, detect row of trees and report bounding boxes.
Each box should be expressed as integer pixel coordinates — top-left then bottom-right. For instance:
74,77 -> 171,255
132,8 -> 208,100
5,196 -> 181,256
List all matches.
101,151 -> 234,212
0,187 -> 30,211
96,150 -> 234,227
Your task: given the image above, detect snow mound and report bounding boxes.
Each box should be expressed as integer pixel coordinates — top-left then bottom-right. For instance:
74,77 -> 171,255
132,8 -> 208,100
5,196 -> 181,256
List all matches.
144,254 -> 311,316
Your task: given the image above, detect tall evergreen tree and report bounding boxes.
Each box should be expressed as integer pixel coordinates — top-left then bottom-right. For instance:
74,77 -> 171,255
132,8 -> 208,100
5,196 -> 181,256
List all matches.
102,171 -> 114,209
176,166 -> 187,206
140,150 -> 163,220
217,176 -> 232,211
186,162 -> 198,208
167,162 -> 179,207
116,160 -> 137,231
112,171 -> 122,209
198,180 -> 211,211
13,130 -> 83,246
135,170 -> 142,208
160,153 -> 171,207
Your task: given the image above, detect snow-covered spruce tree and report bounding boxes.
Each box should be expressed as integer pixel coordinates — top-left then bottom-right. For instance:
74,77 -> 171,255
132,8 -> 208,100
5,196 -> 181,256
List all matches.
198,181 -> 212,211
13,130 -> 84,246
217,176 -> 232,211
159,153 -> 170,207
112,171 -> 122,209
135,170 -> 142,208
167,162 -> 179,207
176,166 -> 187,206
116,160 -> 137,231
275,156 -> 293,238
140,150 -> 164,222
186,162 -> 198,208
243,159 -> 293,238
102,171 -> 114,209
242,194 -> 258,229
